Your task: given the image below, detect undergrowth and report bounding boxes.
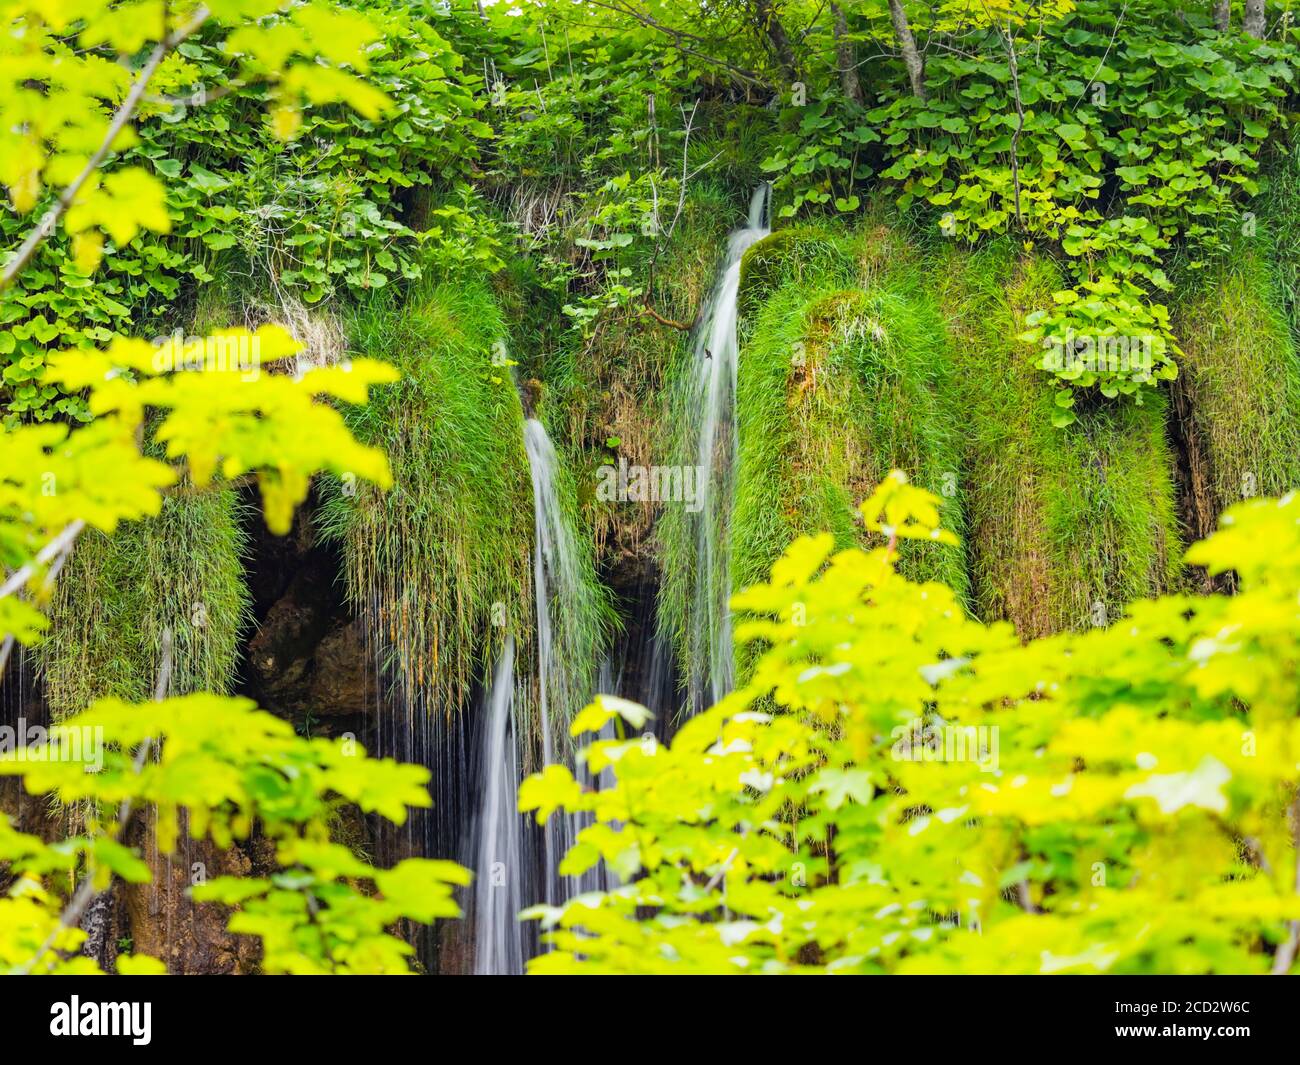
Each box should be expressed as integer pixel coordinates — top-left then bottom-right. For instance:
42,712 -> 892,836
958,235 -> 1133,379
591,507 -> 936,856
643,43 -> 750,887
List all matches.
41,490 -> 249,714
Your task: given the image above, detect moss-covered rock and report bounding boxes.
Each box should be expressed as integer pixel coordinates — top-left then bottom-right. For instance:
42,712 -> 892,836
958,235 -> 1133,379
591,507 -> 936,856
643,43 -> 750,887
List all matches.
1172,248 -> 1300,548
41,489 -> 249,715
733,245 -> 967,601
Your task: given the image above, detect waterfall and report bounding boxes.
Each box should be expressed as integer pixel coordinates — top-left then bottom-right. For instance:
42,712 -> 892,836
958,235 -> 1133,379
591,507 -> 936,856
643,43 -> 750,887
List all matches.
522,418 -> 580,909
467,188 -> 769,968
471,635 -> 528,975
680,183 -> 770,714
523,418 -> 584,771
469,417 -> 607,972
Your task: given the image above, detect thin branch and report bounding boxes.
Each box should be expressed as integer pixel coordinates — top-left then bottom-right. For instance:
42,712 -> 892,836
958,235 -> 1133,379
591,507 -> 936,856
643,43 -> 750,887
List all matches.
640,101 -> 704,329
0,520 -> 86,603
0,6 -> 211,292
638,305 -> 695,331
0,518 -> 84,680
1073,1 -> 1127,106
1015,879 -> 1041,914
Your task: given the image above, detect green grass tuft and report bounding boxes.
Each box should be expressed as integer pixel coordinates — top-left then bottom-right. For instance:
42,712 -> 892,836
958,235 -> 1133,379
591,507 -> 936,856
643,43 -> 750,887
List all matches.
319,276 -> 535,722
1167,146 -> 1300,544
732,229 -> 968,600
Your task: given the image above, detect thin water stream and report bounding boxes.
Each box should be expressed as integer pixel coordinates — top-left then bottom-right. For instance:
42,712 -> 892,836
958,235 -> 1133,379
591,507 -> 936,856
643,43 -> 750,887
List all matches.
680,183 -> 771,713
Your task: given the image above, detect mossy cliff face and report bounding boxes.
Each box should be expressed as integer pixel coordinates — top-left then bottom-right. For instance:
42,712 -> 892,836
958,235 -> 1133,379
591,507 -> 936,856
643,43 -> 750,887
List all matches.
655,214 -> 1194,691
551,187 -> 734,567
1173,249 -> 1300,551
1169,145 -> 1300,562
935,245 -> 1183,637
725,224 -> 1185,645
11,162 -> 1300,975
40,489 -> 249,715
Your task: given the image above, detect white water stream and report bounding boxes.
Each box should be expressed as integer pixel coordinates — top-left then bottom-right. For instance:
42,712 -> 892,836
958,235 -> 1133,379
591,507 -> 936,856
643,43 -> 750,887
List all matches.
683,183 -> 770,712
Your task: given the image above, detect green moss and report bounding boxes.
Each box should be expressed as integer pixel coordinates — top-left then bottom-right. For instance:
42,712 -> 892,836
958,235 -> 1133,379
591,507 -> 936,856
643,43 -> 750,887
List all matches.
41,489 -> 250,714
737,225 -> 853,318
732,241 -> 967,600
659,219 -> 967,694
320,276 -> 535,721
542,185 -> 735,557
934,243 -> 1183,637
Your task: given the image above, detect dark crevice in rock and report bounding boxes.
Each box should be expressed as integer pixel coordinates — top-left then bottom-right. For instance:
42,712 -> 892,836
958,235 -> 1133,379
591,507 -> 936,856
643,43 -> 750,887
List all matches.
235,486 -> 376,740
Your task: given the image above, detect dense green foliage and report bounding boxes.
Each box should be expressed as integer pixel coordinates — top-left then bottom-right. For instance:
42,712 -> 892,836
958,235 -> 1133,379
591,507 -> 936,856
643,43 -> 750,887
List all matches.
320,277 -> 534,719
524,475 -> 1300,974
732,223 -> 966,598
42,490 -> 249,716
5,0 -> 1300,982
936,243 -> 1183,635
2,692 -> 464,974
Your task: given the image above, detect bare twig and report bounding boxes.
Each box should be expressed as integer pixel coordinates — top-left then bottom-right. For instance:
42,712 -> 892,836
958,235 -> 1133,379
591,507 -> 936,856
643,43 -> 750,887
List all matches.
638,305 -> 695,331
0,518 -> 85,681
639,101 -> 704,329
1015,879 -> 1041,914
0,519 -> 87,603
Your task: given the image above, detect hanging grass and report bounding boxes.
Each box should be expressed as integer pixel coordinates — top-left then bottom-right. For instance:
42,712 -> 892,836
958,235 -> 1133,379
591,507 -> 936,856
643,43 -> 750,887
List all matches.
1172,247 -> 1300,541
41,489 -> 250,715
319,276 -> 535,722
731,226 -> 967,600
40,290 -> 253,714
933,242 -> 1183,637
658,217 -> 968,693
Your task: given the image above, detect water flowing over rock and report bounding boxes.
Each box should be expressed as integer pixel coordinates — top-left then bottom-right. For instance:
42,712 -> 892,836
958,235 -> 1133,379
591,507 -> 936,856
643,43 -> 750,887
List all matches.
471,636 -> 529,976
676,184 -> 771,714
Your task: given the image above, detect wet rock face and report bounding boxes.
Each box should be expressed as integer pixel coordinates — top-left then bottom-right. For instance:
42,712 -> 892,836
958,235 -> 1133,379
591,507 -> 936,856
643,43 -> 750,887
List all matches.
121,809 -> 267,975
239,490 -> 377,738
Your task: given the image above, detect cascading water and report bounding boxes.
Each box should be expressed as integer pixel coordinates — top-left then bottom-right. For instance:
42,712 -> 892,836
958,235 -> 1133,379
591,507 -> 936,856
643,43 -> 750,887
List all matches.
469,415 -> 611,973
470,189 -> 770,969
522,418 -> 589,907
471,636 -> 530,975
679,183 -> 770,714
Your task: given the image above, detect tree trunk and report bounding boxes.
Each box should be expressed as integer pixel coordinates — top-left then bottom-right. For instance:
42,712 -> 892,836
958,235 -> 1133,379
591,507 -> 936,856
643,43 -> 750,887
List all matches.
888,0 -> 927,100
1244,0 -> 1265,36
754,0 -> 798,81
1213,0 -> 1231,30
830,3 -> 864,105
